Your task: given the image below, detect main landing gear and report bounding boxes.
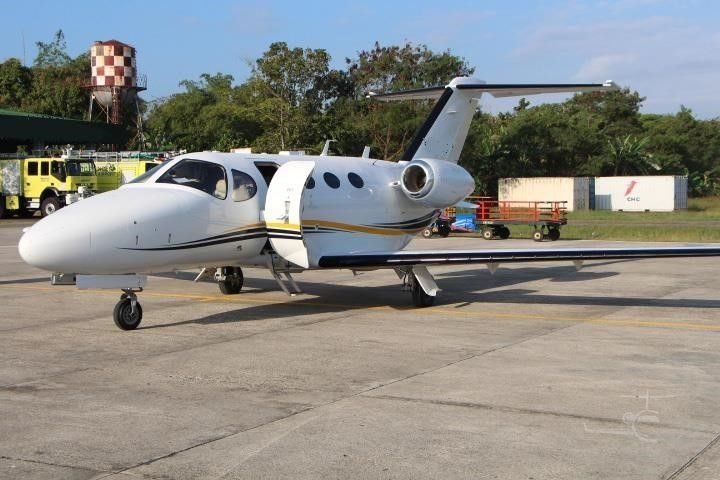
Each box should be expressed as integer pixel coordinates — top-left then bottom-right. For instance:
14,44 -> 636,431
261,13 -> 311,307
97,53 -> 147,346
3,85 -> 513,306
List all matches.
113,288 -> 143,330
401,266 -> 439,307
216,266 -> 244,295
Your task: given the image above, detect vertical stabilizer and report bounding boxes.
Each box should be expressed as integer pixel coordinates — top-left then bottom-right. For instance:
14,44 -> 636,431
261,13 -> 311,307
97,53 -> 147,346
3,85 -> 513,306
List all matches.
370,77 -> 617,164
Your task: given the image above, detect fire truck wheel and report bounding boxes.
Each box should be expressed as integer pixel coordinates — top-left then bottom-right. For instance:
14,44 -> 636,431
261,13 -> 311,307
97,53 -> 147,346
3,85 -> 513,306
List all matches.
532,230 -> 544,242
41,197 -> 60,217
422,228 -> 433,238
548,228 -> 560,241
482,229 -> 494,240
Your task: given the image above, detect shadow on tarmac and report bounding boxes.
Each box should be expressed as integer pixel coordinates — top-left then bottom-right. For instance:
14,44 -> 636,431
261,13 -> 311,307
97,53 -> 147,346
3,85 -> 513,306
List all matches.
142,261 -> 719,330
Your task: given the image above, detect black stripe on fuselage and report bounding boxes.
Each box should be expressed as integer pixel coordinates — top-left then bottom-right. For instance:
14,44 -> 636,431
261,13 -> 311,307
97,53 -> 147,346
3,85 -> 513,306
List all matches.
401,87 -> 454,161
118,231 -> 267,251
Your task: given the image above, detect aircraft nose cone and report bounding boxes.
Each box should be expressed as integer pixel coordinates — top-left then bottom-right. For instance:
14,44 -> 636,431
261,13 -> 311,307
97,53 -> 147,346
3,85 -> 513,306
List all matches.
17,206 -> 92,272
17,228 -> 36,266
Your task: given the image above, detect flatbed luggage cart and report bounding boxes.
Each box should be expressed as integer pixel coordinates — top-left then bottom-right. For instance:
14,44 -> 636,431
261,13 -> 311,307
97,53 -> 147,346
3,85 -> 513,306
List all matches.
471,198 -> 568,241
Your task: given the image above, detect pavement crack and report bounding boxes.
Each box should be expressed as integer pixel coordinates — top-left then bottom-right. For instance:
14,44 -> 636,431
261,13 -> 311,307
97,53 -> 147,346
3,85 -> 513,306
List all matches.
0,455 -> 102,474
665,431 -> 720,480
365,395 -> 717,436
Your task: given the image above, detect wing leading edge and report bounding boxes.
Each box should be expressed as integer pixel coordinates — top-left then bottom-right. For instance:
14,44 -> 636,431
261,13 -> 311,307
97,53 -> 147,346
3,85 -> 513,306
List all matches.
317,246 -> 720,268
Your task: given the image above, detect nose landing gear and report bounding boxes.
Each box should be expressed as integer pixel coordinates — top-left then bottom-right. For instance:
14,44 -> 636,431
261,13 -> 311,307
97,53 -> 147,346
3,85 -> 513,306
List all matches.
113,289 -> 143,330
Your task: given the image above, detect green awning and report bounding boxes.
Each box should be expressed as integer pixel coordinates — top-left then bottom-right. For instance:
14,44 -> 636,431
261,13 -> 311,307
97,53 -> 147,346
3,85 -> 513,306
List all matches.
0,108 -> 127,145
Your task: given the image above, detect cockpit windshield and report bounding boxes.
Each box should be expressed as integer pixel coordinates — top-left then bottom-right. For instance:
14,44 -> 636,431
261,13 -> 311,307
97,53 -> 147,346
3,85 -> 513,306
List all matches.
156,158 -> 228,199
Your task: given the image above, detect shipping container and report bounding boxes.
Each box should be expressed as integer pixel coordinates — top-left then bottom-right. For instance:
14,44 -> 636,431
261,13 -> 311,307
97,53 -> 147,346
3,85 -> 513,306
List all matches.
498,177 -> 591,211
594,176 -> 687,211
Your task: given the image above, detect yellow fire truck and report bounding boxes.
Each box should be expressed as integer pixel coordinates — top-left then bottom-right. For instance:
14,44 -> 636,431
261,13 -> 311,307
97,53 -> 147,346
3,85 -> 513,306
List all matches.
0,154 -> 97,218
80,151 -> 164,193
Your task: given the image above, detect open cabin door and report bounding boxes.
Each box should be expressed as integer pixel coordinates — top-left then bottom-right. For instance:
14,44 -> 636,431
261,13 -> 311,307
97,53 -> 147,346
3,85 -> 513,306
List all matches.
264,161 -> 315,268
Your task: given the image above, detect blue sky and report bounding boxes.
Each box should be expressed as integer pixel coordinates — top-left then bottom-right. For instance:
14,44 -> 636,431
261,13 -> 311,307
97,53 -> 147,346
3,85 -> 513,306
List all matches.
2,0 -> 719,118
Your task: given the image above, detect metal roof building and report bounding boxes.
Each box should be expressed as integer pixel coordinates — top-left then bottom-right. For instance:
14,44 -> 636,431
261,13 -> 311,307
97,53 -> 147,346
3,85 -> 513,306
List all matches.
0,108 -> 127,151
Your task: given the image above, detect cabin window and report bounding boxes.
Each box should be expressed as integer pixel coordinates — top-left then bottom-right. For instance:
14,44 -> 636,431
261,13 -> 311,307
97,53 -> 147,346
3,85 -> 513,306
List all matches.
40,162 -> 49,176
348,172 -> 364,188
27,162 -> 38,176
323,172 -> 340,189
231,169 -> 257,202
157,158 -> 227,199
306,176 -> 315,189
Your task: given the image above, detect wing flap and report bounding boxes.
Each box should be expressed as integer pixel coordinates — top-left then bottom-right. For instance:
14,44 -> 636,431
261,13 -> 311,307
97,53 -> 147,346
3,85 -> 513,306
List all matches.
318,246 -> 720,268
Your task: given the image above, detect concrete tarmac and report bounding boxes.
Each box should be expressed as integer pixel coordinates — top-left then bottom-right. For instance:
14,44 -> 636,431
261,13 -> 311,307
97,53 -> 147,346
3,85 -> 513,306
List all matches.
1,221 -> 719,479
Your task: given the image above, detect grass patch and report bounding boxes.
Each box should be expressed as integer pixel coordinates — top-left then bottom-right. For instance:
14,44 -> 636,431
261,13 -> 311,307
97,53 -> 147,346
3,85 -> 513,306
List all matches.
567,197 -> 720,223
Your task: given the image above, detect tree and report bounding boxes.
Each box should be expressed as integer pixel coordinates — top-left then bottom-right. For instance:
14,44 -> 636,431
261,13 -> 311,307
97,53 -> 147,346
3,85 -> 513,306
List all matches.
339,42 -> 473,160
0,58 -> 32,109
34,30 -> 72,67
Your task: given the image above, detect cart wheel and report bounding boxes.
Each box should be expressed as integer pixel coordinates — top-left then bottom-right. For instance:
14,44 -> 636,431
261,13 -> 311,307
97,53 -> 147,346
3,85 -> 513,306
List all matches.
482,229 -> 494,240
499,227 -> 510,239
548,228 -> 560,241
532,230 -> 544,242
422,228 -> 433,238
438,224 -> 451,237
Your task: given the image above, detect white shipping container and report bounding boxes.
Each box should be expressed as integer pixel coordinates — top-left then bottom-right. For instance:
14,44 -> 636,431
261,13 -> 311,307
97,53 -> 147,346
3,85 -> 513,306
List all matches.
594,176 -> 687,211
498,177 -> 591,211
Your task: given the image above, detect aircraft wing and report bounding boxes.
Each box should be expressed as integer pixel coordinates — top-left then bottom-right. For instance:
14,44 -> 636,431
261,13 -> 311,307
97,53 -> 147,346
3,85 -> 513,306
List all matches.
317,245 -> 720,269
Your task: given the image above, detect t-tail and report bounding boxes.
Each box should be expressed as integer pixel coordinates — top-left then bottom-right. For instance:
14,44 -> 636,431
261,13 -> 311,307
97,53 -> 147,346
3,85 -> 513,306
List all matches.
370,77 -> 618,164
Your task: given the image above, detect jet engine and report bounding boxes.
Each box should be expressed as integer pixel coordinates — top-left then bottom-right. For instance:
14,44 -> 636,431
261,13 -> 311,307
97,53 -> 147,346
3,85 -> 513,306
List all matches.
399,158 -> 475,208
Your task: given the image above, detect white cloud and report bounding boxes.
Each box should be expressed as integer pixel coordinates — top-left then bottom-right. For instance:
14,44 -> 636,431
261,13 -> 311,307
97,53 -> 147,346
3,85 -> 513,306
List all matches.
512,14 -> 720,118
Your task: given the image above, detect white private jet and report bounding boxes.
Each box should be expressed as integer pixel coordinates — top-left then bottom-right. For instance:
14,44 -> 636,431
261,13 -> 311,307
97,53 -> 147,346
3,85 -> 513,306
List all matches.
18,77 -> 720,330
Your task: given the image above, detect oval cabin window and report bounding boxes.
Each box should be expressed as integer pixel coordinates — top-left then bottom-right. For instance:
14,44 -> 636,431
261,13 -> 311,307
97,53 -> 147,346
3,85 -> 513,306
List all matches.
347,172 -> 364,188
323,172 -> 340,189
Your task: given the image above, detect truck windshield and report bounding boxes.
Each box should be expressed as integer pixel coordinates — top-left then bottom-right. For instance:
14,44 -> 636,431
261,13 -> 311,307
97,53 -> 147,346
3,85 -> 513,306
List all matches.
66,160 -> 96,177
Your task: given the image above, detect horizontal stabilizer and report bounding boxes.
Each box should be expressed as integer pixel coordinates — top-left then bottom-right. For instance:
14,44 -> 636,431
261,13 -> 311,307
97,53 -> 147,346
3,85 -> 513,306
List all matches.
369,81 -> 617,102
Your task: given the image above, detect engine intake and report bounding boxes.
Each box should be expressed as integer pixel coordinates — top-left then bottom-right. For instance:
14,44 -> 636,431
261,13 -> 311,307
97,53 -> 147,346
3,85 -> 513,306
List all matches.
399,158 -> 474,208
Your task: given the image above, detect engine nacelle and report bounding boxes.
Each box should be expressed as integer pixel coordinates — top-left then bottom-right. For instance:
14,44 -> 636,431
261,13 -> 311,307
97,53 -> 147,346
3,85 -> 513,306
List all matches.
399,158 -> 475,208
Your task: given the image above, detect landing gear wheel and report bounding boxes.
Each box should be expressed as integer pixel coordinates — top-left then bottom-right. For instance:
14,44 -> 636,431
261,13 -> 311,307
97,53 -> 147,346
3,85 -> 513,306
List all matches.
499,226 -> 511,239
532,230 -> 544,242
422,228 -> 433,239
482,229 -> 494,240
113,297 -> 143,330
548,228 -> 560,241
411,281 -> 435,307
218,267 -> 243,295
40,197 -> 59,217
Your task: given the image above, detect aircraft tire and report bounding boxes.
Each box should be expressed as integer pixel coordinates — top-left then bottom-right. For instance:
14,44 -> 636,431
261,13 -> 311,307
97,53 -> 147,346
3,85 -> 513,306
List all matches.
412,281 -> 436,307
218,267 -> 243,295
41,197 -> 59,217
113,298 -> 143,330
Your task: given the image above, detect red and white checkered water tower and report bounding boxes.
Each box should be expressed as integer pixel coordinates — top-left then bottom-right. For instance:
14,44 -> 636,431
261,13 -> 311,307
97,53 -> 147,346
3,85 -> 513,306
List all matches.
87,40 -> 146,125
